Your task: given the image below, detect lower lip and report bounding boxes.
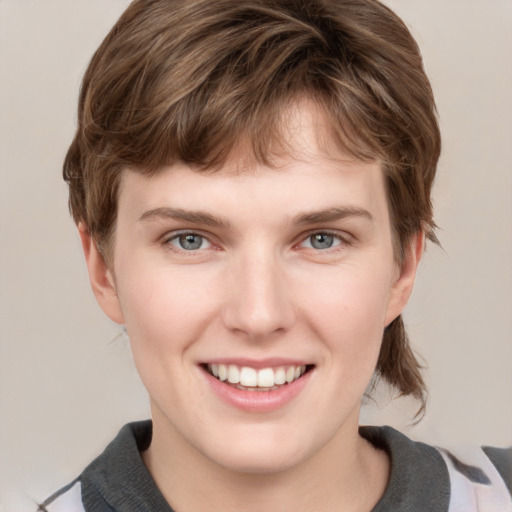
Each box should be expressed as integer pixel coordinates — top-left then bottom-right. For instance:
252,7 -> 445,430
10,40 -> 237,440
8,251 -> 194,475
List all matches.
202,368 -> 313,413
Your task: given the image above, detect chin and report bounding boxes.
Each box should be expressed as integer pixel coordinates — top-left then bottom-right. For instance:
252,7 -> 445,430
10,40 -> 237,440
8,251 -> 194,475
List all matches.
210,445 -> 306,475
197,425 -> 318,475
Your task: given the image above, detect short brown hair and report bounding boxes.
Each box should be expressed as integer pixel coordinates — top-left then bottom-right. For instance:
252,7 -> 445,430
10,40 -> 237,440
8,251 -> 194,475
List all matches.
64,0 -> 441,415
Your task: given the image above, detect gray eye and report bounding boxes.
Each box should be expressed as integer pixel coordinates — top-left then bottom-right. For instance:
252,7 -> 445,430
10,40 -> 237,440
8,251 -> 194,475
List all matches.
309,233 -> 335,250
177,233 -> 205,250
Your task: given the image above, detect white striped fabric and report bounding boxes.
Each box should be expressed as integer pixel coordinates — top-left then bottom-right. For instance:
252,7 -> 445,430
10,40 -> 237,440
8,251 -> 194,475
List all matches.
38,480 -> 84,512
440,447 -> 512,512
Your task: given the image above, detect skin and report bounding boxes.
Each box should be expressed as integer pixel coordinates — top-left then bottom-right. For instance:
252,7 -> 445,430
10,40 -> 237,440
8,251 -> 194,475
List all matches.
80,102 -> 422,512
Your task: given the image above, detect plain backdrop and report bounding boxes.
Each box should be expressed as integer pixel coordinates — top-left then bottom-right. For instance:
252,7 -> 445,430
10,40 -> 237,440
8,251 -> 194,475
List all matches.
1,1 -> 511,511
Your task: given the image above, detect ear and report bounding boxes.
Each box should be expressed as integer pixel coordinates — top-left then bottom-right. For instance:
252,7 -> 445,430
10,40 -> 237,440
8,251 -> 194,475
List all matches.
78,223 -> 125,324
384,231 -> 424,327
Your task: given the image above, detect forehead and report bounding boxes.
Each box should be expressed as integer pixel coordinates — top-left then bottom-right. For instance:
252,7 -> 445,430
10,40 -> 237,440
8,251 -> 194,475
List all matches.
114,99 -> 390,238
119,98 -> 384,207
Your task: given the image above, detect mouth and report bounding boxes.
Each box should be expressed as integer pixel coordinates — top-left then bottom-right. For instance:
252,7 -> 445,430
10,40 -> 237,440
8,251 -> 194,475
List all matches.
203,363 -> 313,391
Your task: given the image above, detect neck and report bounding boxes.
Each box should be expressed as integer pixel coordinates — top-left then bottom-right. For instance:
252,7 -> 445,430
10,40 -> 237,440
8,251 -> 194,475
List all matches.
142,410 -> 389,512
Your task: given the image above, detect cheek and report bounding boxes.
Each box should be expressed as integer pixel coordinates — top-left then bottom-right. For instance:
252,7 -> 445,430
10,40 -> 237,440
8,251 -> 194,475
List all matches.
115,264 -> 219,371
115,271 -> 219,416
303,264 -> 393,364
307,263 -> 392,326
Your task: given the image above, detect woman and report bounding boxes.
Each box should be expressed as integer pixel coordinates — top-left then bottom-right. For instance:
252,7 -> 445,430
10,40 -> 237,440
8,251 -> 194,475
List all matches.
36,0 -> 511,510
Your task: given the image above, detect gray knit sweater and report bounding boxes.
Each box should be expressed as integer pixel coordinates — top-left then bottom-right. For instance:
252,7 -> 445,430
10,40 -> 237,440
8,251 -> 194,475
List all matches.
38,420 -> 512,512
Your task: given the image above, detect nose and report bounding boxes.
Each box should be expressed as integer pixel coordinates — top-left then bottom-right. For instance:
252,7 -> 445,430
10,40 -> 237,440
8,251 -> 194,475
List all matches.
221,248 -> 295,340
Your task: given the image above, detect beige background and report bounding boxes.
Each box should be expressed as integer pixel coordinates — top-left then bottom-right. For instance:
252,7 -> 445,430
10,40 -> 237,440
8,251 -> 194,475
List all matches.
1,1 -> 511,510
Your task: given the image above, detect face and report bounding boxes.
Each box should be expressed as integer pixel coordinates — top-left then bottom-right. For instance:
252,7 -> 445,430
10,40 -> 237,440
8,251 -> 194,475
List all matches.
83,103 -> 419,475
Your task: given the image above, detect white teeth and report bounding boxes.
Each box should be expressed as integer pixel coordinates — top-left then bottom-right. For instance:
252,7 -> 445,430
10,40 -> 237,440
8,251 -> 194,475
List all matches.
274,367 -> 286,385
227,364 -> 240,384
218,364 -> 228,381
257,368 -> 275,388
239,367 -> 257,387
208,363 -> 308,388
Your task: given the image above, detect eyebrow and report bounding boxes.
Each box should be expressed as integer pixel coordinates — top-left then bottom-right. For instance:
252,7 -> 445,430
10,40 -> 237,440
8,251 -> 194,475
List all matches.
139,206 -> 373,228
139,205 -> 373,228
292,207 -> 374,225
138,207 -> 231,228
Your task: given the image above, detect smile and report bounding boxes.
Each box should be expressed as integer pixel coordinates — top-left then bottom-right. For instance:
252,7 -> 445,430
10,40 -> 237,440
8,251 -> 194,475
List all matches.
206,363 -> 309,390
201,361 -> 314,412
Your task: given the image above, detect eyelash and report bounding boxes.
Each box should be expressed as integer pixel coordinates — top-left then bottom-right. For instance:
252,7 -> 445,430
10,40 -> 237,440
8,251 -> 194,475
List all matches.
161,229 -> 351,253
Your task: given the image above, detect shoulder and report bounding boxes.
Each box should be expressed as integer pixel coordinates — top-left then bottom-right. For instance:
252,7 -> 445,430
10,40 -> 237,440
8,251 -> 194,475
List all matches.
361,425 -> 452,511
36,477 -> 84,512
439,444 -> 512,511
483,445 -> 512,493
37,420 -> 168,512
361,425 -> 512,512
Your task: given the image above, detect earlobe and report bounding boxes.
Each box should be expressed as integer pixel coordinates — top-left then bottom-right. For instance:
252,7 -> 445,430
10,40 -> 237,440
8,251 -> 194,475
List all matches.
78,223 -> 125,324
384,231 -> 424,326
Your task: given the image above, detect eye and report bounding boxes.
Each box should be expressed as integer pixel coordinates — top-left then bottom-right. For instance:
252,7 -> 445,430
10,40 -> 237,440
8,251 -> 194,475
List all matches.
301,232 -> 342,250
168,232 -> 212,251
